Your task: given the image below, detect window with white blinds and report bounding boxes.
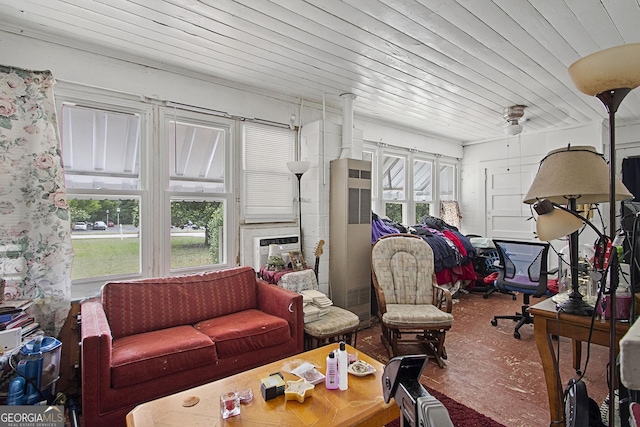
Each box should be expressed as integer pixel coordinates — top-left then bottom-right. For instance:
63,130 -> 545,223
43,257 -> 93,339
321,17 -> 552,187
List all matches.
242,122 -> 296,223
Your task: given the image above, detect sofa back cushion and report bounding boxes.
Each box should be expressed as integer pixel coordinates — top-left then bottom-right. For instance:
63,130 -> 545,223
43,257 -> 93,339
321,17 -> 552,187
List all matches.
102,266 -> 258,339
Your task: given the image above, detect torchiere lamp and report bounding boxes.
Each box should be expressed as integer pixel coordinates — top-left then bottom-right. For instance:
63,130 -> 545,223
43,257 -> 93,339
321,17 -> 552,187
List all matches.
569,44 -> 640,427
287,160 -> 310,251
550,43 -> 640,427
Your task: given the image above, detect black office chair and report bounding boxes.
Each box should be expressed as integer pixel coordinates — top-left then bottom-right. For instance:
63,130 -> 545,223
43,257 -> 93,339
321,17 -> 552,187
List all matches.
490,239 -> 552,339
466,234 -> 514,300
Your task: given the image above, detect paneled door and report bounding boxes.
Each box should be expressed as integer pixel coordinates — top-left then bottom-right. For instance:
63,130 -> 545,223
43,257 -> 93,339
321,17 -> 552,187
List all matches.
485,163 -> 538,240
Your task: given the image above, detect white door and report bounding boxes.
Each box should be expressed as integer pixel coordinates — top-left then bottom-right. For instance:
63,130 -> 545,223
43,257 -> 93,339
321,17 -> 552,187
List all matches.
485,163 -> 538,240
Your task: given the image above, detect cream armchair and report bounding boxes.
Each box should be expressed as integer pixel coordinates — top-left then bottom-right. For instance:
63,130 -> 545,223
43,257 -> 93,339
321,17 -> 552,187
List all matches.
371,233 -> 453,367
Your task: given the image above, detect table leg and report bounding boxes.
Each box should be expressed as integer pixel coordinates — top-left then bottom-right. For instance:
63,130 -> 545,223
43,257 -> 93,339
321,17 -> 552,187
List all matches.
572,339 -> 582,373
534,316 -> 565,427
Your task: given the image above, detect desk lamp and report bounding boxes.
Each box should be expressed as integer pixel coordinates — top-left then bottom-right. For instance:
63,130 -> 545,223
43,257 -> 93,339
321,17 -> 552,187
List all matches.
524,145 -> 631,316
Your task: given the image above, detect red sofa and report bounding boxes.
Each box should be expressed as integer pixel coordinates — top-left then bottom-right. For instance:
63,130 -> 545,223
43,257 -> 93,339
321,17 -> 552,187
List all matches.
80,266 -> 303,427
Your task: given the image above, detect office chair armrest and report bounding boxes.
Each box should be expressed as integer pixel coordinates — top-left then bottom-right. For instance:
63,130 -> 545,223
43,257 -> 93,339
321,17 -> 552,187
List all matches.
432,284 -> 453,313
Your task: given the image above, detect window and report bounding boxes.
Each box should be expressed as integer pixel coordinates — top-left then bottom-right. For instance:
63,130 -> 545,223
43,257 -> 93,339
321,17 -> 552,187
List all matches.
364,141 -> 459,226
58,86 -> 235,298
170,200 -> 225,269
382,154 -> 407,223
68,197 -> 141,280
164,110 -> 232,272
61,102 -> 145,286
414,158 -> 433,222
382,154 -> 405,201
168,120 -> 226,192
439,163 -> 456,200
242,122 -> 296,223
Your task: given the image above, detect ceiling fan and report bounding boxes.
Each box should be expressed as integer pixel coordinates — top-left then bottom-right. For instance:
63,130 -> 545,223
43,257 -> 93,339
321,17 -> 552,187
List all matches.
502,105 -> 527,136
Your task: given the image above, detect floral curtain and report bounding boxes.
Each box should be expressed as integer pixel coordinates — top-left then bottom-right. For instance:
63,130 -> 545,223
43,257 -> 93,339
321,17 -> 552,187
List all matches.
0,66 -> 73,336
440,200 -> 462,229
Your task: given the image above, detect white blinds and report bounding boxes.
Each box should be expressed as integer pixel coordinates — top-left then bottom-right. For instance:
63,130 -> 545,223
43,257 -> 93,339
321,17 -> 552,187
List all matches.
242,122 -> 296,223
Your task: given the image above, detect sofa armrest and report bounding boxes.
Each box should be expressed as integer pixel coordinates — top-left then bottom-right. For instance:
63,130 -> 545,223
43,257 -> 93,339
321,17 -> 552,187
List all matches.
81,299 -> 114,419
256,279 -> 304,353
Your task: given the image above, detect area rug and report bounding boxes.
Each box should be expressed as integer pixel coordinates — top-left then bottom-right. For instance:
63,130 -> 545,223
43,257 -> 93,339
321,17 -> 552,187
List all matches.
386,387 -> 506,427
385,384 -> 507,427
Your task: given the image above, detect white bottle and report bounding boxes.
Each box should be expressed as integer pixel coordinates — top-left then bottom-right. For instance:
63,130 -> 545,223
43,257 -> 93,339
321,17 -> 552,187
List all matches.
337,341 -> 348,390
325,351 -> 338,390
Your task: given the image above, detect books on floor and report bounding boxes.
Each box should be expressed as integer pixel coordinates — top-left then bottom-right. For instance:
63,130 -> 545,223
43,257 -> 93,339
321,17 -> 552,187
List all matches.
3,313 -> 34,331
0,300 -> 33,315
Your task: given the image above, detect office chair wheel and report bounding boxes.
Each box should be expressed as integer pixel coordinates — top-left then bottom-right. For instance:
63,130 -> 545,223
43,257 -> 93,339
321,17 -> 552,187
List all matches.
483,294 -> 489,299
491,319 -> 497,326
514,331 -> 521,339
512,295 -> 517,300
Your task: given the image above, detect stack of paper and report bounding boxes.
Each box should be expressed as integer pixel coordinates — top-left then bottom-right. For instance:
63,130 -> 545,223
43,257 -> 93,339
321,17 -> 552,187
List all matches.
301,290 -> 333,308
301,290 -> 333,323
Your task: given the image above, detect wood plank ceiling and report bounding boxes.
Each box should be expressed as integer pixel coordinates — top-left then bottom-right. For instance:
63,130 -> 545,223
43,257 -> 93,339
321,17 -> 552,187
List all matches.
1,0 -> 639,144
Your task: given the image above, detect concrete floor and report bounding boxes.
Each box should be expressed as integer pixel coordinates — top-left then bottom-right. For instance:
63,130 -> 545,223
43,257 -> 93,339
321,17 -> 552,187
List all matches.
355,290 -> 611,427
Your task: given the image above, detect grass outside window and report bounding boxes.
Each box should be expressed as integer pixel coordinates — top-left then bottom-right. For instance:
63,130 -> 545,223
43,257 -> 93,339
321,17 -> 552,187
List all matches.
71,235 -> 212,280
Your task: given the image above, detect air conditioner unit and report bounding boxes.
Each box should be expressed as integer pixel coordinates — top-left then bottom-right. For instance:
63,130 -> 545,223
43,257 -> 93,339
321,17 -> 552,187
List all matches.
252,235 -> 300,272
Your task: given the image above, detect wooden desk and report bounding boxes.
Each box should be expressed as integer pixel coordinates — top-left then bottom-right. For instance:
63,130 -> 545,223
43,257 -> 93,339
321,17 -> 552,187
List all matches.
529,298 -> 629,426
126,343 -> 399,427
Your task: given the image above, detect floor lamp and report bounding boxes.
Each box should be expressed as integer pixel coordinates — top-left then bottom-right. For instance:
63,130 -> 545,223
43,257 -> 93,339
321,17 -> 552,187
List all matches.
287,160 -> 310,251
568,43 -> 640,427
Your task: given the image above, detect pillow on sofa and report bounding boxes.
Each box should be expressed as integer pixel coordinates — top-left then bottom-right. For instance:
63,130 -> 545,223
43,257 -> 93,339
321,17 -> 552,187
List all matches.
111,325 -> 217,388
103,266 -> 259,338
195,309 -> 291,358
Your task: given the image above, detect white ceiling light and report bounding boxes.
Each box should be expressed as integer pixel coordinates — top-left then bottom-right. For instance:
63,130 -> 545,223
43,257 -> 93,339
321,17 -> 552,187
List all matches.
503,105 -> 526,135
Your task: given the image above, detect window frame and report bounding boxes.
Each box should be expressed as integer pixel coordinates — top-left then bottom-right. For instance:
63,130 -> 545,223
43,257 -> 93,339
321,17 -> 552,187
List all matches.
413,155 -> 435,223
380,150 -> 408,224
56,84 -> 152,300
159,106 -> 234,275
240,121 -> 296,224
364,140 -> 459,226
56,83 -> 237,299
438,160 -> 458,201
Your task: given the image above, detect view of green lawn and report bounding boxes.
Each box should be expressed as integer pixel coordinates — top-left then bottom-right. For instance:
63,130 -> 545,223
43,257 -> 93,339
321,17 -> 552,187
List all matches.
71,236 -> 212,280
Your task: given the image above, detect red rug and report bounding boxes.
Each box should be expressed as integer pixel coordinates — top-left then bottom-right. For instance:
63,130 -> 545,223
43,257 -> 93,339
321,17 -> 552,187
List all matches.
385,384 -> 507,427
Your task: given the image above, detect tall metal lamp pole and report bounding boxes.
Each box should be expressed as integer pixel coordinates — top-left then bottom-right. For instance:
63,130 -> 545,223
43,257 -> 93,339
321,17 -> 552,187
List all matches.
569,43 -> 640,427
287,161 -> 310,251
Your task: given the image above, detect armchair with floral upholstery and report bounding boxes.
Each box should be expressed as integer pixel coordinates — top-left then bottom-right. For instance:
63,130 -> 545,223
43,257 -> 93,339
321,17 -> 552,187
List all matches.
371,233 -> 453,367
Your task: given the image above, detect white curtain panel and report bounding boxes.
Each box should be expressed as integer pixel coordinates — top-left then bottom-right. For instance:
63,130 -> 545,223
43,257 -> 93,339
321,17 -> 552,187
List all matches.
0,66 -> 73,336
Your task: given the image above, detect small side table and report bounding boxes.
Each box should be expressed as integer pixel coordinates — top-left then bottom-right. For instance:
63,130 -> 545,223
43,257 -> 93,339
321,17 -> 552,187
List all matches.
276,269 -> 360,351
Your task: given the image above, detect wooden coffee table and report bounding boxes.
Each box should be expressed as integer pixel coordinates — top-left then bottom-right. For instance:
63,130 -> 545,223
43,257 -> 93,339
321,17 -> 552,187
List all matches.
126,343 -> 399,427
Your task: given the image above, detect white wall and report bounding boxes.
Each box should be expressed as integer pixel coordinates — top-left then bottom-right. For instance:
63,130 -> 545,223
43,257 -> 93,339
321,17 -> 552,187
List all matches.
10,29 -> 634,279
356,118 -> 463,159
461,123 -> 604,239
2,30 -> 463,283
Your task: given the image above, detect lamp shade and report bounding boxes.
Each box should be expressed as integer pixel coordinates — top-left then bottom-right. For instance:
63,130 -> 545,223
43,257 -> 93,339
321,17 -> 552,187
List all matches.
523,145 -> 632,205
534,201 -> 584,241
287,160 -> 311,175
568,43 -> 640,96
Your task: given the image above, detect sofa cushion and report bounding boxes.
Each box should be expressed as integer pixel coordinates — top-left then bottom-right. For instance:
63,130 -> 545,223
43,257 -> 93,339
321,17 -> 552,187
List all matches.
111,325 -> 217,389
195,309 -> 291,359
102,266 -> 259,338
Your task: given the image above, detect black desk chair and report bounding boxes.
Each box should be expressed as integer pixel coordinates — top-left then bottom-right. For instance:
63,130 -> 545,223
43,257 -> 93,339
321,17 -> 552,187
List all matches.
466,234 -> 514,300
490,239 -> 552,339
